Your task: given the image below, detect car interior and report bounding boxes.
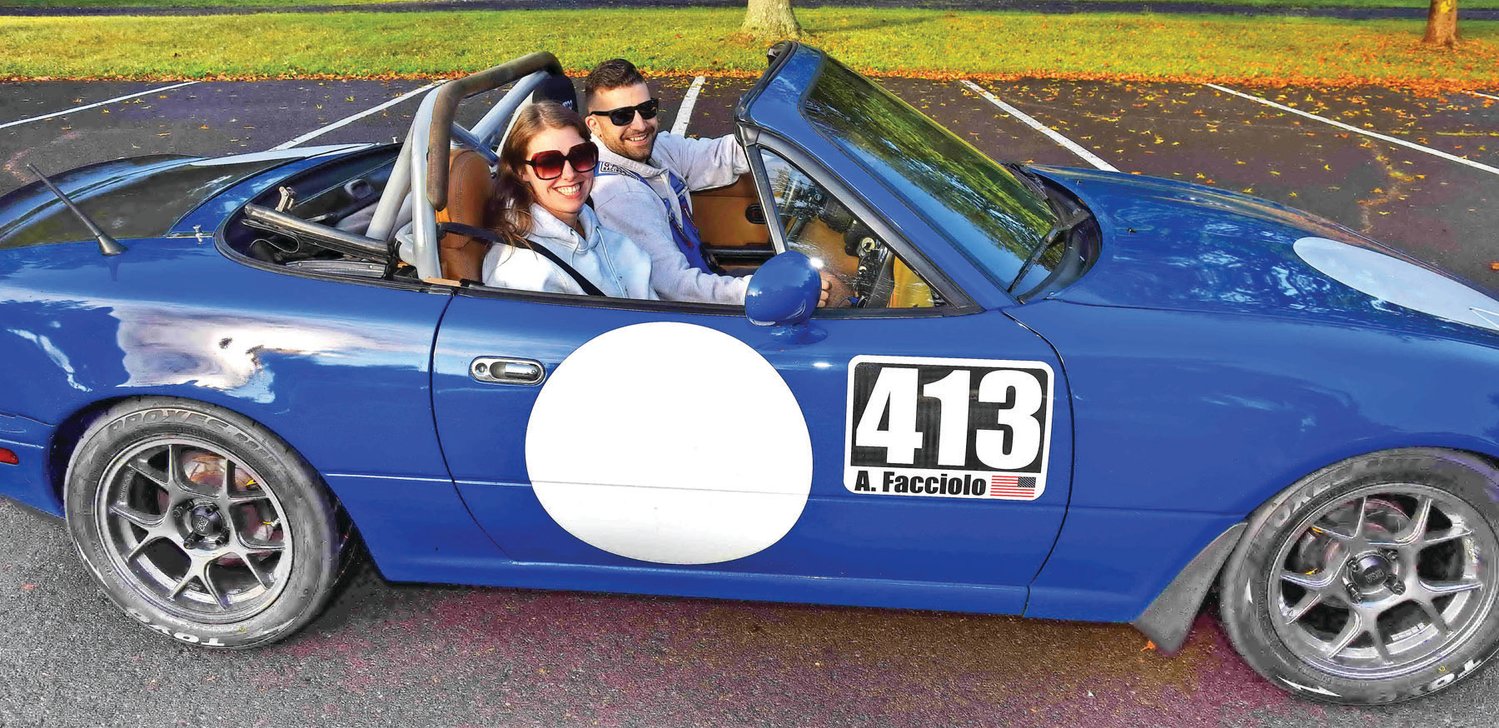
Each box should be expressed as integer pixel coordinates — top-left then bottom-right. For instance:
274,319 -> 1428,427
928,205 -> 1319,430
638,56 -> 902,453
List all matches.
221,63 -> 944,311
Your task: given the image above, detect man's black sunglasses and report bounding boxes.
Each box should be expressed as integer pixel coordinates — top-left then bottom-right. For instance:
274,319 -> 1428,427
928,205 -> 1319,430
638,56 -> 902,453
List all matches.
588,98 -> 660,127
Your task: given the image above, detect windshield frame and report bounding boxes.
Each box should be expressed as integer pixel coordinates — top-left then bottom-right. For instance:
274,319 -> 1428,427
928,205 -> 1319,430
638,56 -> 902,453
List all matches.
739,44 -> 1081,305
745,132 -> 978,316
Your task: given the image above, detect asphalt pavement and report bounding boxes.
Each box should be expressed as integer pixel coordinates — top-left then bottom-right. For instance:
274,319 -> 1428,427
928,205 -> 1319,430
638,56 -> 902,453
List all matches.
2,72 -> 1499,726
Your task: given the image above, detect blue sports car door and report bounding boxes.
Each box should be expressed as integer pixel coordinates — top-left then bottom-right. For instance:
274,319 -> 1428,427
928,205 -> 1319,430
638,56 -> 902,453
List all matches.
432,293 -> 1071,615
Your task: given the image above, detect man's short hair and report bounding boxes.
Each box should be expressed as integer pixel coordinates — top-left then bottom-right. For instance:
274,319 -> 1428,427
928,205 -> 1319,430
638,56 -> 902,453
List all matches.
584,59 -> 647,107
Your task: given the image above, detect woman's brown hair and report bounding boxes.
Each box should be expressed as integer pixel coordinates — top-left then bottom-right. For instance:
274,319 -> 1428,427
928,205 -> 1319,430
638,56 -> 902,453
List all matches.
487,101 -> 593,243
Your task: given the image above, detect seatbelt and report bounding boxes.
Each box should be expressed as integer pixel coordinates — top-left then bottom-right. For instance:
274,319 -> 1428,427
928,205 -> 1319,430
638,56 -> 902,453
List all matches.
597,161 -> 715,274
436,222 -> 607,297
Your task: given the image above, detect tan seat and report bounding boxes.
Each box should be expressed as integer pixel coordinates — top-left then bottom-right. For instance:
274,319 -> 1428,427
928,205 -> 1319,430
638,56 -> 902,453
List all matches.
434,149 -> 497,283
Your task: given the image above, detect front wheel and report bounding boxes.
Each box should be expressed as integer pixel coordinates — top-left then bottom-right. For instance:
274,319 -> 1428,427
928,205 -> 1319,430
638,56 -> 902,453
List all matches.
65,398 -> 344,649
1219,449 -> 1499,704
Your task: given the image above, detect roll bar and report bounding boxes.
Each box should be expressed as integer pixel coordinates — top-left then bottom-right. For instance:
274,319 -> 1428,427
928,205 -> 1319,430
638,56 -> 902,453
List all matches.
243,203 -> 388,260
426,51 -> 564,210
361,51 -> 566,279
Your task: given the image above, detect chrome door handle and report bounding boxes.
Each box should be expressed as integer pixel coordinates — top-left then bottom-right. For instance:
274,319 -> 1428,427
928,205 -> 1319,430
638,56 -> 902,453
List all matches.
470,357 -> 546,385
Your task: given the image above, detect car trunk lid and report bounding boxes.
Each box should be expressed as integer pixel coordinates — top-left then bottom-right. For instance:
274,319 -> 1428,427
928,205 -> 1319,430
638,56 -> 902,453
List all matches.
0,147 -> 358,249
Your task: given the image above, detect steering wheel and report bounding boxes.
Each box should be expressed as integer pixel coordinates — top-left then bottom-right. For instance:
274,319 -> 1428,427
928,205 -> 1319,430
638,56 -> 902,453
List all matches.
846,225 -> 895,308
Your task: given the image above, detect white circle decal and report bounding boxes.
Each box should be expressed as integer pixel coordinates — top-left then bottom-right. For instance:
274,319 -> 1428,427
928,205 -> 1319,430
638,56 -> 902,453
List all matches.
1293,236 -> 1499,333
525,322 -> 813,565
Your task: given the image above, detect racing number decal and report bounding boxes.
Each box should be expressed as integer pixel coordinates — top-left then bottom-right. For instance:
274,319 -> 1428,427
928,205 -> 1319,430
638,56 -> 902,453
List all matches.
844,355 -> 1054,501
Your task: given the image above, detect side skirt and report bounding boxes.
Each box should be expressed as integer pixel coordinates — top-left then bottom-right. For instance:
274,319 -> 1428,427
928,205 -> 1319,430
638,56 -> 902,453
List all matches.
376,556 -> 1032,617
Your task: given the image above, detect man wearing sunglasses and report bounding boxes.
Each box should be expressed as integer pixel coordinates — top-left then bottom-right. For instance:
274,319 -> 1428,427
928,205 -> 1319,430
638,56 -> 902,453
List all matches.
583,58 -> 760,305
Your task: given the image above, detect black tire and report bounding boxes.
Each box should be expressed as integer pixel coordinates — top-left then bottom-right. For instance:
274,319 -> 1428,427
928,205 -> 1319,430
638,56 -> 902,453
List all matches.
1219,448 -> 1499,704
64,398 -> 343,649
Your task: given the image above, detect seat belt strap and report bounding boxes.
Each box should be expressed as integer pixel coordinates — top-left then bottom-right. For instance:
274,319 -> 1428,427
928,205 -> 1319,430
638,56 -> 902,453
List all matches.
597,162 -> 715,274
437,222 -> 607,297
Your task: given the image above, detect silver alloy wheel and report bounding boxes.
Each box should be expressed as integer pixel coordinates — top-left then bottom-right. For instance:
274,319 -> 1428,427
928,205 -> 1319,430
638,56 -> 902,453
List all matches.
94,437 -> 295,623
1269,483 -> 1497,679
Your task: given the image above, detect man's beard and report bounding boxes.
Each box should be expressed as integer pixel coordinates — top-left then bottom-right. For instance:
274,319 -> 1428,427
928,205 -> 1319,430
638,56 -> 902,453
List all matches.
609,130 -> 655,163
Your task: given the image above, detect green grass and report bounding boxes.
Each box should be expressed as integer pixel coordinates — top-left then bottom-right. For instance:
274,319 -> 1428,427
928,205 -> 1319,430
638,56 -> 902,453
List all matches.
4,0 -> 1499,8
1,9 -> 1496,89
2,0 -> 415,6
1086,0 -> 1499,8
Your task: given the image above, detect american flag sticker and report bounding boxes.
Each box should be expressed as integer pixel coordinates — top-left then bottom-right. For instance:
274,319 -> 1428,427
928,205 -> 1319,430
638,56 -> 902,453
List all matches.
989,474 -> 1038,499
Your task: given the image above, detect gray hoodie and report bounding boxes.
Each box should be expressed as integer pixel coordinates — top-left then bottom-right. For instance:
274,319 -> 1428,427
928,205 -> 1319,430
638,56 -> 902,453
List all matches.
481,204 -> 657,299
591,133 -> 752,305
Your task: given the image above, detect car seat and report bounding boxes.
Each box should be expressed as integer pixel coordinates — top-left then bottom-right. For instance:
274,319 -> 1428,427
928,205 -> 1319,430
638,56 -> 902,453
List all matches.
434,149 -> 495,282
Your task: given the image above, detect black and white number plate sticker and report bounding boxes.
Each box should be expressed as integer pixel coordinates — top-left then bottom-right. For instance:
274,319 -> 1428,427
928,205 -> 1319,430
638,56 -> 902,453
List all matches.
845,355 -> 1054,501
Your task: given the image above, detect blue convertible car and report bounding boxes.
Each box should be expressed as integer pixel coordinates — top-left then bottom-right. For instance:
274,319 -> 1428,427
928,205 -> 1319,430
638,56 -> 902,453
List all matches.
3,44 -> 1499,705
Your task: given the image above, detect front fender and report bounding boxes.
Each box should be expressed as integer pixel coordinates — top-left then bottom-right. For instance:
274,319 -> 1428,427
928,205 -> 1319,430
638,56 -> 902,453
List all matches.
1012,300 -> 1499,622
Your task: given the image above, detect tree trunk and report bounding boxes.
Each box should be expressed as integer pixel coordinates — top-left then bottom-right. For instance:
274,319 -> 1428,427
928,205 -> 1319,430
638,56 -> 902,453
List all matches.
742,0 -> 802,39
1424,0 -> 1459,47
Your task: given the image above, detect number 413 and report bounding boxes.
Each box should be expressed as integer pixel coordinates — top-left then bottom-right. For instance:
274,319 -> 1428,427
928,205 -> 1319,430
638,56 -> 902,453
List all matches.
854,367 -> 1044,469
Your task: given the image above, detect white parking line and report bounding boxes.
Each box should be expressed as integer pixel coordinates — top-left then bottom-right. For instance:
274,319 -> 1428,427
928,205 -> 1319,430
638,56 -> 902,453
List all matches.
959,79 -> 1118,172
0,81 -> 199,131
671,76 -> 706,137
1472,91 -> 1499,102
1208,83 -> 1499,177
269,82 -> 438,151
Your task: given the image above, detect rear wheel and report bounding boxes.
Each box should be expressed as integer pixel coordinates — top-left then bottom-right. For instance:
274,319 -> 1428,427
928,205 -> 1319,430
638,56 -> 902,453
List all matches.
1219,449 -> 1499,704
65,398 -> 343,648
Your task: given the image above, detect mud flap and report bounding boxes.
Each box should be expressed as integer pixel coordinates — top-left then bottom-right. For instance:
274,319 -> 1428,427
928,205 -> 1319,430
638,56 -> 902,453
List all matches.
1131,521 -> 1246,653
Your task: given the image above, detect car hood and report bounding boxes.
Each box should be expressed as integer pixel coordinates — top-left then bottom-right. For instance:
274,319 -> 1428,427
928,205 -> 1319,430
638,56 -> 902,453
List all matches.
0,145 -> 365,250
1033,166 -> 1499,337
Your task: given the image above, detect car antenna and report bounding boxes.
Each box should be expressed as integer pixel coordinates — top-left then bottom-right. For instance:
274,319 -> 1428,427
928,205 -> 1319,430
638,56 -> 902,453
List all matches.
25,163 -> 126,257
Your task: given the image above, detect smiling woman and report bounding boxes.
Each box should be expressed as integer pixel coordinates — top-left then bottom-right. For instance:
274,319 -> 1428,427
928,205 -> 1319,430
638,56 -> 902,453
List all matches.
481,100 -> 657,299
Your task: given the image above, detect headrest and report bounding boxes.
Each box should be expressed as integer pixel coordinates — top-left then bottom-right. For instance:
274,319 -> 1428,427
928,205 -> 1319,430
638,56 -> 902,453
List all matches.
501,75 -> 579,151
434,149 -> 497,283
532,75 -> 578,112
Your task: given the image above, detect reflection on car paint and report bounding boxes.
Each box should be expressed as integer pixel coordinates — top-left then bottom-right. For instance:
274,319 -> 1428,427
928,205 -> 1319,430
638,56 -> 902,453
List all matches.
1034,166 -> 1499,342
6,328 -> 86,391
114,308 -> 416,401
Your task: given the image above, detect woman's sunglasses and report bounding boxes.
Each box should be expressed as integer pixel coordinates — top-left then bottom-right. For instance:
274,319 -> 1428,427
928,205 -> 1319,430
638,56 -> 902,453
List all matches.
587,98 -> 660,127
525,141 -> 599,180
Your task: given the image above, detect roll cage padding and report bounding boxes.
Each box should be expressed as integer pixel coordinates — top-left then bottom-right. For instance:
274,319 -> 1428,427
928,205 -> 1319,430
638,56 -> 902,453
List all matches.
426,52 -> 564,211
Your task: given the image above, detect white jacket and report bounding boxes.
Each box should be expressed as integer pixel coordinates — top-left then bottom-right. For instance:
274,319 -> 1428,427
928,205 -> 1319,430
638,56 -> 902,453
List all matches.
591,133 -> 753,305
481,204 -> 657,300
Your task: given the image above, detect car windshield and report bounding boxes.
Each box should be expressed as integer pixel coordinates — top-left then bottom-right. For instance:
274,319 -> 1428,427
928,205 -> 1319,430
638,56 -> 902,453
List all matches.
801,58 -> 1061,292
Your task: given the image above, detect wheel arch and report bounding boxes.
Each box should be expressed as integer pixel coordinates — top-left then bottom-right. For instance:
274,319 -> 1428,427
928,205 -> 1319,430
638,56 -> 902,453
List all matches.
48,396 -> 134,512
1132,444 -> 1499,654
46,395 -> 348,526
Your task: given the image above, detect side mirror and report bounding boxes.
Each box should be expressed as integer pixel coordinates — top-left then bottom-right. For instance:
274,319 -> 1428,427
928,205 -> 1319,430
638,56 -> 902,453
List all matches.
746,251 -> 821,328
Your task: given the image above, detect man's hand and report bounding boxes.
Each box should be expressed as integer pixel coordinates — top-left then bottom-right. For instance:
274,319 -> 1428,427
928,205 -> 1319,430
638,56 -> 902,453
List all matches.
816,270 -> 857,308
